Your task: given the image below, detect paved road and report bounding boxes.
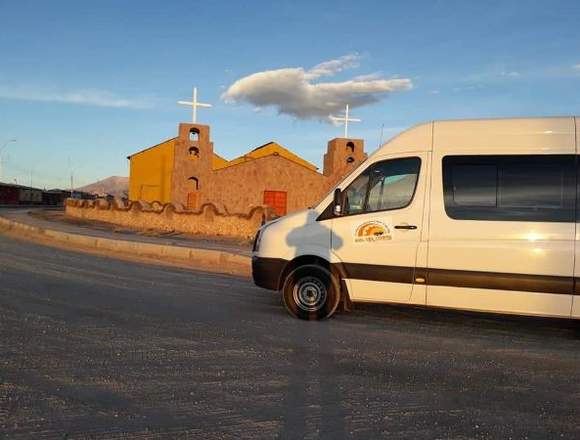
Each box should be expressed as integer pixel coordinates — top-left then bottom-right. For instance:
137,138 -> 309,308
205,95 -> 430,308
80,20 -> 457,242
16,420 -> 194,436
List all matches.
1,235 -> 580,439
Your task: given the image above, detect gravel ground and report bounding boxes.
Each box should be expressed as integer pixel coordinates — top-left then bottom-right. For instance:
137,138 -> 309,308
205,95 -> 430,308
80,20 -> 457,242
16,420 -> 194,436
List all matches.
1,234 -> 580,439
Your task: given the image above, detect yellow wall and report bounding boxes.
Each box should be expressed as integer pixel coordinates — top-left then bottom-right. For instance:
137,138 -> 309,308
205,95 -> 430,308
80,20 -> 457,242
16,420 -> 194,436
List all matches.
129,138 -> 175,203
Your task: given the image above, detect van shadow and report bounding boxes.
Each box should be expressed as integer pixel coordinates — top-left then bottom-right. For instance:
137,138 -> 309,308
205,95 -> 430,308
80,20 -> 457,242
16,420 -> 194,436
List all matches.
348,302 -> 580,341
279,209 -> 347,439
285,209 -> 343,256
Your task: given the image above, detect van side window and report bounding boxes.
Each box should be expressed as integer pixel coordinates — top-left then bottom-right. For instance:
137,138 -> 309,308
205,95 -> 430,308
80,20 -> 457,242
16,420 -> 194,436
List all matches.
443,155 -> 576,222
343,157 -> 421,215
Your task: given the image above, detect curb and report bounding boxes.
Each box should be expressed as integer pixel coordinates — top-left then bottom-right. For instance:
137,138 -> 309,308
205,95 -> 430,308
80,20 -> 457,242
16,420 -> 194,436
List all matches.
0,216 -> 251,276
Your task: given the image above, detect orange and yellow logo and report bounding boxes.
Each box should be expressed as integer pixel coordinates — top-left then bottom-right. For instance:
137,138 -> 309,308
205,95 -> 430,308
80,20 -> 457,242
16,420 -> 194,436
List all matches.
354,221 -> 391,243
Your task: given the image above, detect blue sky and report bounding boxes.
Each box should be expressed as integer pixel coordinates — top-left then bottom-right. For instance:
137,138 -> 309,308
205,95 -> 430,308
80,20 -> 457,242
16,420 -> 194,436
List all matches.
0,0 -> 579,189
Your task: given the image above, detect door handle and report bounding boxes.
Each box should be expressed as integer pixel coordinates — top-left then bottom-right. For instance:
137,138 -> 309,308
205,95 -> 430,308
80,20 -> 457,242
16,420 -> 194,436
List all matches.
394,224 -> 417,230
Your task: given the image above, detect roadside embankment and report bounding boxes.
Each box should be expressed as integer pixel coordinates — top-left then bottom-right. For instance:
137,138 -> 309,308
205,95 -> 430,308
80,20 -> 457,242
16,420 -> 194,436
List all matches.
0,209 -> 251,276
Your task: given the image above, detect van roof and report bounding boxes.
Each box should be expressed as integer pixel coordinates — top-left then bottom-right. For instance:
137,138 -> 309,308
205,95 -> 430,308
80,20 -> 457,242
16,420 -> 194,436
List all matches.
376,116 -> 578,157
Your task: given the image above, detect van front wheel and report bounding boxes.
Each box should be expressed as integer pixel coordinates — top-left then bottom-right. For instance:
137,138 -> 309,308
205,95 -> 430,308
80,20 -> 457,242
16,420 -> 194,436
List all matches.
282,264 -> 341,320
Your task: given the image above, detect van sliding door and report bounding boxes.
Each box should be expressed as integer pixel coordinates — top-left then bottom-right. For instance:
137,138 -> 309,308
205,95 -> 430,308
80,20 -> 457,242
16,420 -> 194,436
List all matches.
427,118 -> 576,319
573,116 -> 580,318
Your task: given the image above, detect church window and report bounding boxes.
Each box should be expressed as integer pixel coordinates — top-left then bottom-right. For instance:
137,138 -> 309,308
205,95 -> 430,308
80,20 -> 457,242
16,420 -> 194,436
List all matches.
188,176 -> 199,190
189,128 -> 200,142
189,146 -> 199,158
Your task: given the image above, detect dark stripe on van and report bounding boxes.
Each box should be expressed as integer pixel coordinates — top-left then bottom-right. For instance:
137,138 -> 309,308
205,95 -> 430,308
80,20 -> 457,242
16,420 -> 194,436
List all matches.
337,263 -> 415,284
337,263 -> 578,296
427,268 -> 573,295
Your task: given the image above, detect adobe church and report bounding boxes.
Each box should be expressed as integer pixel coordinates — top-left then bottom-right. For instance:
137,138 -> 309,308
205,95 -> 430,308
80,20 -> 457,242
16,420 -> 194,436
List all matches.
128,122 -> 366,216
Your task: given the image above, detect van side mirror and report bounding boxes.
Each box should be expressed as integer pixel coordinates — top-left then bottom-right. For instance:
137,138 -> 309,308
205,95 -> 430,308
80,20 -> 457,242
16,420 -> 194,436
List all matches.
333,188 -> 342,216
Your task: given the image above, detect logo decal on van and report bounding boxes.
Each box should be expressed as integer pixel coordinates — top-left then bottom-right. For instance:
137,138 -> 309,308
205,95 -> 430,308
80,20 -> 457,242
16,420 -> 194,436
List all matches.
354,220 -> 392,243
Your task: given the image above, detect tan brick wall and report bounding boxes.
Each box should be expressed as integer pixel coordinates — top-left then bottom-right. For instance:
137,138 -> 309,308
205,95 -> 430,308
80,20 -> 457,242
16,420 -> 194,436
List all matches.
190,136 -> 366,215
207,155 -> 329,214
65,199 -> 267,240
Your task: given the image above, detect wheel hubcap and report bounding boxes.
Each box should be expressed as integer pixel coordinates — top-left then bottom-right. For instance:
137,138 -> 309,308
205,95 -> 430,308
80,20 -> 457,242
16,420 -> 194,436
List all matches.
293,276 -> 327,312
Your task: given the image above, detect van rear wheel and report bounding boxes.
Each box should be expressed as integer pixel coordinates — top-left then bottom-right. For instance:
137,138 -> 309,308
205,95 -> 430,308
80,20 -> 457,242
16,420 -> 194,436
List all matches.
282,264 -> 341,320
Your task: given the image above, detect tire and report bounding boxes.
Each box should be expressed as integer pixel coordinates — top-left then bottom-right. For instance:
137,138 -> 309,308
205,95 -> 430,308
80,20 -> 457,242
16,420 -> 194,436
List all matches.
282,264 -> 341,320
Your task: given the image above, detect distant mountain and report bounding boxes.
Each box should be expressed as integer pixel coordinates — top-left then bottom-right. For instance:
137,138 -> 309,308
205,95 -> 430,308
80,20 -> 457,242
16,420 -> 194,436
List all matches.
77,176 -> 129,197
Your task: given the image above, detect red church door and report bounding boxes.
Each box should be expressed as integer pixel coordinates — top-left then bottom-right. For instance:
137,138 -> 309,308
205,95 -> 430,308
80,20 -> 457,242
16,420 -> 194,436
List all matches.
187,192 -> 198,210
263,190 -> 287,217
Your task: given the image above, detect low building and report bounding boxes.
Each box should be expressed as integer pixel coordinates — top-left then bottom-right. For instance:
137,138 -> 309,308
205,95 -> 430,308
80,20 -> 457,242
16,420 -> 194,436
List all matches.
128,123 -> 367,216
0,183 -> 43,205
43,189 -> 73,206
0,183 -> 95,206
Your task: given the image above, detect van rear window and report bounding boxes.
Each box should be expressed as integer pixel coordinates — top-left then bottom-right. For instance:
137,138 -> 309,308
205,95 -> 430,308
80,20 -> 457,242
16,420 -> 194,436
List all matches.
443,155 -> 576,222
452,165 -> 497,207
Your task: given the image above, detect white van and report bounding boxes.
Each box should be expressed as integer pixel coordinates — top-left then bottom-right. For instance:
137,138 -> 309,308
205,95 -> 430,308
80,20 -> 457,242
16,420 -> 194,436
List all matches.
252,117 -> 580,321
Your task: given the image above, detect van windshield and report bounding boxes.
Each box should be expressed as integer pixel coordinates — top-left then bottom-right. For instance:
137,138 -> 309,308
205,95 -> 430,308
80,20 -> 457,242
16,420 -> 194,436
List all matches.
309,163 -> 366,209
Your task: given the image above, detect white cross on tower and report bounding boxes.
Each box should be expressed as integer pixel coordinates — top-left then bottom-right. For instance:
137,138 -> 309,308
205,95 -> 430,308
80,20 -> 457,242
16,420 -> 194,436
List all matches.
329,104 -> 361,138
177,87 -> 212,123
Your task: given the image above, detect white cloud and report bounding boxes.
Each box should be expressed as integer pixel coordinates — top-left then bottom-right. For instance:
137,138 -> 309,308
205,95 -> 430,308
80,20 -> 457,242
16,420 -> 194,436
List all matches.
573,64 -> 580,71
352,72 -> 383,81
304,53 -> 361,80
0,85 -> 153,109
222,55 -> 412,121
500,71 -> 521,78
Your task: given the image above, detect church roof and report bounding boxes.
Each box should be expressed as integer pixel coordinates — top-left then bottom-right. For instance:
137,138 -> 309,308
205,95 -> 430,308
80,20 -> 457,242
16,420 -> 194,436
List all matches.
215,141 -> 318,171
128,138 -> 318,172
212,152 -> 229,169
127,137 -> 177,159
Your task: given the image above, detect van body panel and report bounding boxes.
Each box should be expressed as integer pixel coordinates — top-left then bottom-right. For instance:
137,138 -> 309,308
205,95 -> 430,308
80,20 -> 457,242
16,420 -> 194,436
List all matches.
572,295 -> 580,319
374,121 -> 433,156
331,151 -> 429,303
433,117 -> 575,154
574,116 -> 580,319
251,117 -> 580,321
258,209 -> 332,262
426,285 -> 573,318
347,280 -> 416,303
427,118 -> 576,318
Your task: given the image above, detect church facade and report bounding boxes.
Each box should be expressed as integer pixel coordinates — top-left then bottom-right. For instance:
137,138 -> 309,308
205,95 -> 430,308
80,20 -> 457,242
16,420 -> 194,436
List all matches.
128,123 -> 367,216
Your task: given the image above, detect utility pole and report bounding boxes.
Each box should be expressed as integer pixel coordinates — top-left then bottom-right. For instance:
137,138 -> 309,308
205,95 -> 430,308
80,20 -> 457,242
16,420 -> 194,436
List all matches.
67,156 -> 75,199
0,139 -> 16,183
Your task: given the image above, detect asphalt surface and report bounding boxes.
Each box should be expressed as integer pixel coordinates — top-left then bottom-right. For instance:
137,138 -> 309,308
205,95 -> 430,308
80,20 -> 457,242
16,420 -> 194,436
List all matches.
1,235 -> 580,439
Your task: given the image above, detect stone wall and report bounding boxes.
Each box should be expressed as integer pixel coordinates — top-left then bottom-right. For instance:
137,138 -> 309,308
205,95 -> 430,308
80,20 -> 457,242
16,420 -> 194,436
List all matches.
65,199 -> 270,240
207,155 -> 329,214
